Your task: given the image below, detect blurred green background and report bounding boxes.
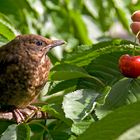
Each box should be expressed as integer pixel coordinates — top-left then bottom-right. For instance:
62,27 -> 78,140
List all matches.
0,0 -> 139,55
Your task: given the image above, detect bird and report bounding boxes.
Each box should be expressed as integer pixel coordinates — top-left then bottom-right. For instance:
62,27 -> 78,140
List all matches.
0,34 -> 65,123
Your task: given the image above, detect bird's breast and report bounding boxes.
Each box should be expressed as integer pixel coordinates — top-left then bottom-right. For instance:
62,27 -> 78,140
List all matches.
0,55 -> 51,108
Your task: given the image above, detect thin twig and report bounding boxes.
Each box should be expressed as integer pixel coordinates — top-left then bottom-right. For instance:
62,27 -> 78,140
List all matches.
133,30 -> 140,55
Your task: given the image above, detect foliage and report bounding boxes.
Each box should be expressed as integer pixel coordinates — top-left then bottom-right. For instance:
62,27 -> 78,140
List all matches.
0,0 -> 140,140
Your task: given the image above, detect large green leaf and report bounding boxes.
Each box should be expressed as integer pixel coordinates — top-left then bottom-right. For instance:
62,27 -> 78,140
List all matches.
63,89 -> 100,121
49,63 -> 104,85
86,52 -> 123,86
49,63 -> 91,80
76,41 -> 139,90
77,101 -> 140,140
96,78 -> 140,119
47,79 -> 78,95
49,39 -> 139,95
63,39 -> 137,66
103,78 -> 140,109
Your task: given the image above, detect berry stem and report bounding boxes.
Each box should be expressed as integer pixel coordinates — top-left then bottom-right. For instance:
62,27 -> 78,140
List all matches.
133,30 -> 140,55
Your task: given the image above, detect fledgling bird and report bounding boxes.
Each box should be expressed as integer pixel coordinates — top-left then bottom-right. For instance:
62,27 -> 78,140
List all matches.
0,34 -> 64,122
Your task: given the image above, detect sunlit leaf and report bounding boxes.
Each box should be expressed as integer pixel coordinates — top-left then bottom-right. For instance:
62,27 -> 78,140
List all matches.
110,0 -> 130,31
70,10 -> 92,45
117,123 -> 140,140
63,89 -> 100,121
0,121 -> 13,135
63,39 -> 136,66
71,119 -> 93,136
0,124 -> 17,140
0,21 -> 15,41
0,124 -> 30,140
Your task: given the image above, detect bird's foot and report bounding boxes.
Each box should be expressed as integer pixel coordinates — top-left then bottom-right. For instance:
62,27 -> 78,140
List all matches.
13,109 -> 25,123
13,105 -> 47,124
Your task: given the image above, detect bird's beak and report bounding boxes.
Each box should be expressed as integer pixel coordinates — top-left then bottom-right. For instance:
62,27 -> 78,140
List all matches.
47,40 -> 65,49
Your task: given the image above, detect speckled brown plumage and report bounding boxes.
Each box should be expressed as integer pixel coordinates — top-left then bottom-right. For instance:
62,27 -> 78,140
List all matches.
0,34 -> 64,110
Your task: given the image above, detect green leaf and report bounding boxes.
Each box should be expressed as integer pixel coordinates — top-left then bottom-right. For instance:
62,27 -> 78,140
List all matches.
0,121 -> 14,135
30,133 -> 44,140
49,63 -> 104,85
71,119 -> 93,136
69,10 -> 92,45
0,124 -> 30,140
46,118 -> 72,140
103,78 -> 140,110
110,0 -> 130,31
47,79 -> 78,95
0,12 -> 16,42
62,89 -> 100,121
117,123 -> 140,140
95,0 -> 113,31
96,78 -> 140,119
0,21 -> 15,41
86,52 -> 123,86
77,101 -> 140,140
63,39 -> 136,66
0,124 -> 17,140
16,124 -> 30,140
60,40 -> 140,93
49,63 -> 90,80
29,120 -> 46,140
41,105 -> 72,126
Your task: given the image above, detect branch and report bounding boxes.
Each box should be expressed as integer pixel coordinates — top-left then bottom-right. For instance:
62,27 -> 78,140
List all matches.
0,108 -> 52,123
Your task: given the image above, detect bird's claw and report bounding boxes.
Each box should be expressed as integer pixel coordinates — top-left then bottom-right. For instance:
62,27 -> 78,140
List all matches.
13,105 -> 47,124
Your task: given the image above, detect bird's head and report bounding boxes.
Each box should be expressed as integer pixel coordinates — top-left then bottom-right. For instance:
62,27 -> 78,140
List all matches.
10,34 -> 65,59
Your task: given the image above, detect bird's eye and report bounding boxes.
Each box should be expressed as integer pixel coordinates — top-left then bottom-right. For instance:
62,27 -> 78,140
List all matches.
36,41 -> 42,46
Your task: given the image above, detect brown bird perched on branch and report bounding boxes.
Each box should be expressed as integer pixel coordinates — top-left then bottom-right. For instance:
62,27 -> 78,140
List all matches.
0,34 -> 65,123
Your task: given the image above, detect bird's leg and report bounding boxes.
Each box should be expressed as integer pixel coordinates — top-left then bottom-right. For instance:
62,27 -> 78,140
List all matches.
0,105 -> 25,123
18,105 -> 47,123
24,105 -> 39,122
4,105 -> 47,123
12,106 -> 38,123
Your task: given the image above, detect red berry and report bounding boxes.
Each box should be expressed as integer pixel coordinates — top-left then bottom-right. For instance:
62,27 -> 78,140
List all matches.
119,54 -> 140,78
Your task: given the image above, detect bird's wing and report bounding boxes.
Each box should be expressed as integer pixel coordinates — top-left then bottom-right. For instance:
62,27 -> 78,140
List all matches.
0,46 -> 18,75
